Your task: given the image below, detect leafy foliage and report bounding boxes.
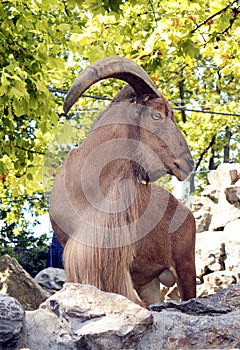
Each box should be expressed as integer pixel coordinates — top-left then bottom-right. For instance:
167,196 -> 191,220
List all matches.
0,194 -> 49,275
0,0 -> 239,255
1,245 -> 49,277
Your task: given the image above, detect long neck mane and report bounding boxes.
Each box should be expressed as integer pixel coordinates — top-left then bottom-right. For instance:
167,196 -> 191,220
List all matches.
63,136 -> 143,295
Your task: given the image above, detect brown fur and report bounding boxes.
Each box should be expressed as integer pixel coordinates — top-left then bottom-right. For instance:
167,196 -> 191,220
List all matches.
131,184 -> 196,304
50,97 -> 196,307
62,165 -> 141,304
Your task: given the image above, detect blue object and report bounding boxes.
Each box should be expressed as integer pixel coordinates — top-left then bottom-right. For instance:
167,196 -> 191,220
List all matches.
46,232 -> 64,269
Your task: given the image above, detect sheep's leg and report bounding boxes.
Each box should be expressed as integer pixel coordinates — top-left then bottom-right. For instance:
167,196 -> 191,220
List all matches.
171,212 -> 196,301
135,277 -> 164,306
122,271 -> 146,307
174,260 -> 196,300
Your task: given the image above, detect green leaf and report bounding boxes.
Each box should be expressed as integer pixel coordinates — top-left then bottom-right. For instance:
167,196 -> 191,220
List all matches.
58,23 -> 71,32
36,81 -> 49,93
0,84 -> 8,96
27,173 -> 33,180
13,99 -> 28,117
84,46 -> 106,62
178,38 -> 200,57
9,86 -> 24,99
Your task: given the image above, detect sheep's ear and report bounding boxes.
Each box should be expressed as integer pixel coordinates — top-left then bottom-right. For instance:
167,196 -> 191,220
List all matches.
112,86 -> 153,105
112,85 -> 137,103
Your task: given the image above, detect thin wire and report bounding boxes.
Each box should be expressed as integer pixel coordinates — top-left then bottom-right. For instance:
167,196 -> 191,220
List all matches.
50,89 -> 240,117
51,88 -> 112,101
53,88 -> 239,102
1,192 -> 49,200
1,237 -> 51,244
174,107 -> 240,117
0,170 -> 215,204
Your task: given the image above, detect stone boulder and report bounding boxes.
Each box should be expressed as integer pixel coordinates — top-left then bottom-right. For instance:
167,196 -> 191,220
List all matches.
0,255 -> 50,311
225,185 -> 240,209
202,184 -> 219,203
197,270 -> 239,297
208,164 -> 240,230
191,164 -> 240,232
208,162 -> 240,191
2,283 -> 240,349
196,230 -> 240,273
138,284 -> 240,349
18,283 -> 153,350
195,228 -> 240,297
223,218 -> 240,242
34,267 -> 66,292
0,294 -> 25,350
191,197 -> 212,233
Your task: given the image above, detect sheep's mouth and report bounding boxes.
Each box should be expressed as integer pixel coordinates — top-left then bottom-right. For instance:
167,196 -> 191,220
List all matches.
134,156 -> 194,183
171,158 -> 194,181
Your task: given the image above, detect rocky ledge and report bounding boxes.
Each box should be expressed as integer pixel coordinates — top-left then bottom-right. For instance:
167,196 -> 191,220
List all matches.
0,283 -> 239,350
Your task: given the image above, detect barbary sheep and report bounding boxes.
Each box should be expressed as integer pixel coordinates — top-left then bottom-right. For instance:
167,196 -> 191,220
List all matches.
50,56 -> 196,306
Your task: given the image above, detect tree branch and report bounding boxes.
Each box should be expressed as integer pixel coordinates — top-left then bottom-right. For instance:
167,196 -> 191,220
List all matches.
195,135 -> 216,171
178,69 -> 187,123
219,6 -> 240,35
148,0 -> 158,26
14,145 -> 46,155
191,0 -> 239,34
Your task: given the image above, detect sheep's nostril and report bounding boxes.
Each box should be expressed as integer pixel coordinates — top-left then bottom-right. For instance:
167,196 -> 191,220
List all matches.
173,161 -> 180,169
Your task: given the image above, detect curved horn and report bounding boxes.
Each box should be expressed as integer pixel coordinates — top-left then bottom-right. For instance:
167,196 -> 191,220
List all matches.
63,56 -> 162,114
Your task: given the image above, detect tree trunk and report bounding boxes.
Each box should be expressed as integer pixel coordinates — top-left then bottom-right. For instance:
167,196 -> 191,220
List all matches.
223,127 -> 232,163
209,146 -> 216,170
178,75 -> 187,123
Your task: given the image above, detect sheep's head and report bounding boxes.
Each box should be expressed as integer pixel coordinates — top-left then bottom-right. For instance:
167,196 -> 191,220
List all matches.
64,56 -> 194,182
134,97 -> 194,182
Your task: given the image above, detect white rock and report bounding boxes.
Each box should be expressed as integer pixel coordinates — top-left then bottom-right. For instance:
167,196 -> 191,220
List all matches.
191,197 -> 213,232
196,230 -> 239,270
18,283 -> 152,350
208,163 -> 240,189
197,270 -> 239,297
138,285 -> 240,350
223,219 -> 240,242
34,267 -> 66,291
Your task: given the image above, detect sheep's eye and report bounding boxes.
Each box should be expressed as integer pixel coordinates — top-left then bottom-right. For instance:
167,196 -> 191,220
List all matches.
151,112 -> 163,120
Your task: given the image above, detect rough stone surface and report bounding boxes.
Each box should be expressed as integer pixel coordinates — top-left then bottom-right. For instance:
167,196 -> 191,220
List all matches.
18,283 -> 153,350
191,197 -> 212,232
202,185 -> 219,203
209,199 -> 240,231
195,229 -> 240,296
191,164 -> 240,232
34,267 -> 66,292
197,270 -> 240,297
195,230 -> 239,273
138,284 -> 240,349
223,219 -> 240,244
208,163 -> 240,190
0,255 -> 50,311
0,294 -> 25,349
208,164 -> 240,230
197,230 -> 239,265
225,185 -> 240,209
3,283 -> 240,350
